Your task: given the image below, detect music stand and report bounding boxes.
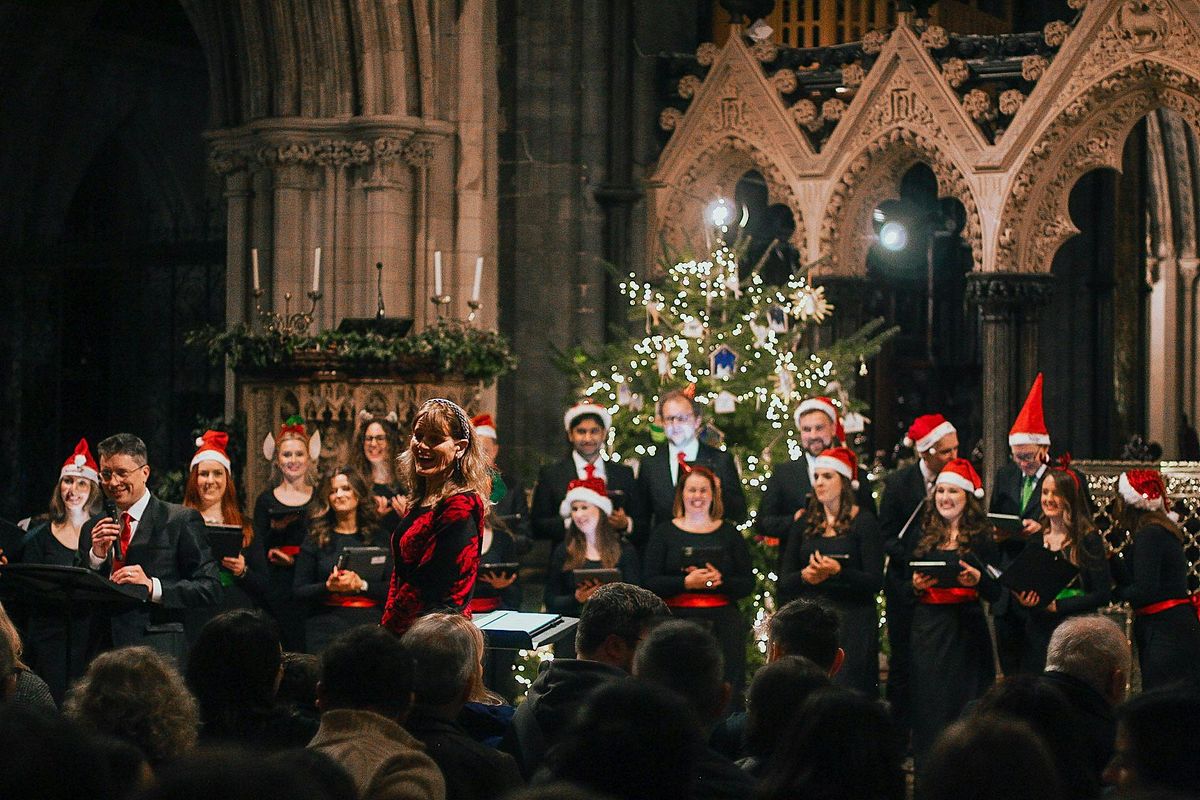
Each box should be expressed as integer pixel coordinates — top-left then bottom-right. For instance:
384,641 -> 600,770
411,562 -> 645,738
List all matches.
472,610 -> 578,650
0,564 -> 148,685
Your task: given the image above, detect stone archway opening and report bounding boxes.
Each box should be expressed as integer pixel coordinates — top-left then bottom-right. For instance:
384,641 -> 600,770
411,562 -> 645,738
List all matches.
733,168 -> 800,285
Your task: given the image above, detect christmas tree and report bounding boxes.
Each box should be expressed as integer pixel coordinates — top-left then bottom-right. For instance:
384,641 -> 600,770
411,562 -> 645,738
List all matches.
557,217 -> 896,643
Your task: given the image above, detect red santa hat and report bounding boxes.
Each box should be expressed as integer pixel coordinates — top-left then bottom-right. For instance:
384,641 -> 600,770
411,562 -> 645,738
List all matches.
191,430 -> 232,472
60,438 -> 99,483
936,458 -> 985,499
812,446 -> 860,490
1118,469 -> 1169,512
564,401 -> 612,432
795,396 -> 846,443
903,414 -> 957,453
472,414 -> 497,440
559,476 -> 613,518
1009,373 -> 1051,447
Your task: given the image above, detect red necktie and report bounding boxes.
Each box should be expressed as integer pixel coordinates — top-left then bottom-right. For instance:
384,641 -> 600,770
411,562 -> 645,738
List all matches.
112,512 -> 133,571
585,463 -> 596,480
676,452 -> 689,482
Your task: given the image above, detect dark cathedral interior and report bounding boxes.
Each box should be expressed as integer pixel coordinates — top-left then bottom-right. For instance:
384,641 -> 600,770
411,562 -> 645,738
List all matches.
3,2 -> 1200,798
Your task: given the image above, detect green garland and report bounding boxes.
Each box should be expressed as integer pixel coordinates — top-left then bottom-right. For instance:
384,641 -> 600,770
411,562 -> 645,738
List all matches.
187,320 -> 517,384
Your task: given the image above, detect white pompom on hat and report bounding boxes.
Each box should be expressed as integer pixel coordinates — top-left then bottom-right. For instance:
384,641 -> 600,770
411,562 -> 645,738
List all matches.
60,438 -> 99,483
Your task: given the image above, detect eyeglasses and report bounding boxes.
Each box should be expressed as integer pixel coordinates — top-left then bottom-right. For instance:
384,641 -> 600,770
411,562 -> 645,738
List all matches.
1012,451 -> 1041,464
663,414 -> 695,425
363,435 -> 388,443
99,465 -> 146,482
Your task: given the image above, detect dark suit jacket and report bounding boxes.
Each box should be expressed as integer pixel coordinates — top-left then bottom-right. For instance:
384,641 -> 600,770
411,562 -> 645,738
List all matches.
530,457 -> 646,544
990,462 -> 1050,520
493,471 -> 533,543
756,459 -> 875,542
878,461 -> 929,583
637,443 -> 747,539
79,495 -> 221,660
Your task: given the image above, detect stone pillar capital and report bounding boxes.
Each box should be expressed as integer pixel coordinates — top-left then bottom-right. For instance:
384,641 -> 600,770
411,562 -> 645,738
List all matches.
966,272 -> 1055,319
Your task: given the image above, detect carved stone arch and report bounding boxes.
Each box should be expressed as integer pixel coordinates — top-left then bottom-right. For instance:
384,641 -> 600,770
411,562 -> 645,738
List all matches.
818,126 -> 983,277
997,60 -> 1200,274
656,134 -> 807,267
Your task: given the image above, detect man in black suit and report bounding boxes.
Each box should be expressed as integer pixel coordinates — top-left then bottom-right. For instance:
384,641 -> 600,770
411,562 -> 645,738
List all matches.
473,413 -> 532,542
757,396 -> 873,546
637,389 -> 746,535
530,402 -> 647,546
81,433 -> 220,662
877,413 -> 959,737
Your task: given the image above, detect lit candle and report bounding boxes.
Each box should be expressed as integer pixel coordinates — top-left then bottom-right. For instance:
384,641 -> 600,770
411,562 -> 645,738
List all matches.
434,250 -> 443,296
251,248 -> 260,293
472,256 -> 483,302
312,247 -> 321,293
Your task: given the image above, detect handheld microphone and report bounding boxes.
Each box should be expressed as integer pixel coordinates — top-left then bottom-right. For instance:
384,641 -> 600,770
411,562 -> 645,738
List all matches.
103,498 -> 123,562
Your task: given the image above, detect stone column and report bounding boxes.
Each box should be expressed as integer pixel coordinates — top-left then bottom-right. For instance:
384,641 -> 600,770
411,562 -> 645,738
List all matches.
967,272 -> 1055,495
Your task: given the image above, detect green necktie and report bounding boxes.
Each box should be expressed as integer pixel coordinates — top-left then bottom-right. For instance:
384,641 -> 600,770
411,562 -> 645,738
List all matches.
1020,475 -> 1035,510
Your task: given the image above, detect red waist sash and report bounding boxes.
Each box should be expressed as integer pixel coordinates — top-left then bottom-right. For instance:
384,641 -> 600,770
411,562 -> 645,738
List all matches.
277,545 -> 301,557
324,595 -> 379,609
920,587 -> 979,605
470,596 -> 502,613
1135,595 -> 1200,620
755,535 -> 781,548
665,593 -> 731,609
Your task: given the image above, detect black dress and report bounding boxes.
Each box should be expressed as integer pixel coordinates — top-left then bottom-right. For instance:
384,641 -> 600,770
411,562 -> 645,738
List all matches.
252,490 -> 311,652
371,479 -> 405,535
1113,523 -> 1200,690
909,534 -> 1002,765
642,520 -> 755,699
473,527 -> 531,613
1019,531 -> 1112,673
777,510 -> 884,697
293,529 -> 392,654
184,524 -> 272,643
544,541 -> 641,617
17,522 -> 87,703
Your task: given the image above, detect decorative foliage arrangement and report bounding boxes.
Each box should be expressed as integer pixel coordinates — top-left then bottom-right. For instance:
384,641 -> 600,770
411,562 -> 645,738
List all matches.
187,320 -> 517,385
555,235 -> 896,666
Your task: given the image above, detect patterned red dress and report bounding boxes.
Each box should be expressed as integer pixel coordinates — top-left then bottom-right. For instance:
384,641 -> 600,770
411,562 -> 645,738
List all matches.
381,490 -> 485,635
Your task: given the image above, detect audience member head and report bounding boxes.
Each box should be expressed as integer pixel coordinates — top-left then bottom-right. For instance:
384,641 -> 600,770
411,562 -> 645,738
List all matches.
574,582 -> 669,671
632,619 -> 728,727
920,714 -> 1063,800
277,652 -> 320,715
1045,614 -> 1130,705
185,610 -> 284,736
973,674 -> 1096,800
65,646 -> 199,767
265,749 -> 358,800
94,735 -> 153,798
138,747 -> 341,800
0,706 -> 115,800
1107,688 -> 1200,796
758,686 -> 904,800
401,613 -> 489,716
744,655 -> 832,760
317,625 -> 415,722
765,598 -> 843,674
0,602 -> 23,700
546,680 -> 700,800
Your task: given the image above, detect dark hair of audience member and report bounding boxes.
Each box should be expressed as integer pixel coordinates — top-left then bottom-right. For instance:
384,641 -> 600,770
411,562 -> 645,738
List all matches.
919,714 -> 1064,800
133,747 -> 340,800
185,610 -> 285,740
574,582 -> 669,656
766,598 -> 840,670
401,612 -> 485,709
65,646 -> 199,767
94,735 -> 154,799
277,651 -> 321,718
0,706 -> 115,800
546,680 -> 701,800
1111,688 -> 1200,795
265,749 -> 358,800
744,655 -> 832,762
972,674 -> 1097,800
632,619 -> 727,725
318,624 -> 415,721
758,686 -> 905,800
504,783 -> 615,800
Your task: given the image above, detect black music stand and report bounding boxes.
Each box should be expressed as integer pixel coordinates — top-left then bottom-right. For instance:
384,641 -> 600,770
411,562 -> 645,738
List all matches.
473,610 -> 578,650
0,564 -> 148,686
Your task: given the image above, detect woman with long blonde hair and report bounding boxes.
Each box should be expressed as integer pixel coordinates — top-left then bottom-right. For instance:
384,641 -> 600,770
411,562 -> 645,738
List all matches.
381,398 -> 491,635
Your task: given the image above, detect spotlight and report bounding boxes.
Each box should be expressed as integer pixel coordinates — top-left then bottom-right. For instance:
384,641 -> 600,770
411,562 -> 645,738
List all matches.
878,221 -> 908,252
707,199 -> 731,228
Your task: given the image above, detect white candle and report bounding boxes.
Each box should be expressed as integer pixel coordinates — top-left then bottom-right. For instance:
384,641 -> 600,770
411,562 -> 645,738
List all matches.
434,250 -> 443,296
251,248 -> 260,293
312,247 -> 322,293
472,256 -> 483,302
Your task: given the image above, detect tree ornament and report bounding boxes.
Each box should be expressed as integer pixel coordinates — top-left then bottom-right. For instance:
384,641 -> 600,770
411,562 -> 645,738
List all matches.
709,344 -> 739,379
681,318 -> 706,338
794,285 -> 833,323
714,390 -> 737,414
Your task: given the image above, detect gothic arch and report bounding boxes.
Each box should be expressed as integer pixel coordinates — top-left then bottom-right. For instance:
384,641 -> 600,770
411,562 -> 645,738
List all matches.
996,60 -> 1200,274
818,126 -> 982,277
657,134 -> 807,268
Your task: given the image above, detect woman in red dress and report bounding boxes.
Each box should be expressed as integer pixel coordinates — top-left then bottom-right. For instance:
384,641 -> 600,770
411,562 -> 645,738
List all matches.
381,398 -> 491,635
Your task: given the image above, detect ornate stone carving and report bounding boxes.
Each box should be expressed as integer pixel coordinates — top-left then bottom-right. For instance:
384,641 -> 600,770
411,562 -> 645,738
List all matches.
696,42 -> 719,66
771,69 -> 798,94
660,107 -> 684,131
313,139 -> 372,167
862,29 -> 888,55
678,74 -> 703,100
1117,1 -> 1170,53
401,137 -> 437,168
841,63 -> 866,89
1044,20 -> 1074,48
1021,54 -> 1049,83
920,25 -> 949,50
207,133 -> 426,175
965,272 -> 1056,318
751,40 -> 779,63
942,58 -> 969,89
